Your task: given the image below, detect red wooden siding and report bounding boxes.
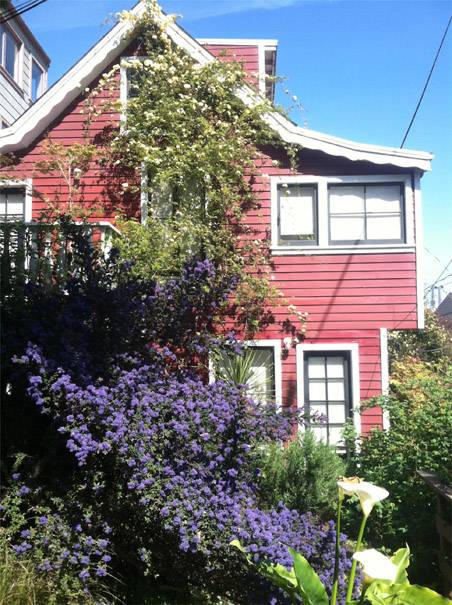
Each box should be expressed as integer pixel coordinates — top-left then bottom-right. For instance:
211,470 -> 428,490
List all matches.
202,44 -> 260,88
0,41 -> 421,435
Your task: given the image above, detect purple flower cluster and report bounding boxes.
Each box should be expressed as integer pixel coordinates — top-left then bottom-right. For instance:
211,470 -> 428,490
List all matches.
2,478 -> 112,585
19,344 -> 353,602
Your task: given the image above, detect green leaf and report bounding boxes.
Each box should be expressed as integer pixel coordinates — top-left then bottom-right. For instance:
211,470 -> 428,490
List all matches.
288,547 -> 329,605
365,581 -> 452,605
390,546 -> 410,584
230,539 -> 246,554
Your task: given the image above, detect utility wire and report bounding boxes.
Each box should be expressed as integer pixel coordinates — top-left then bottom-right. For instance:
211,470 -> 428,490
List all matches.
0,0 -> 48,24
425,258 -> 452,291
400,14 -> 452,148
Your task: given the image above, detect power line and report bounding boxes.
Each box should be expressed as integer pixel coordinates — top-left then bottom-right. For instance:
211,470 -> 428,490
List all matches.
0,0 -> 48,24
425,257 -> 452,292
400,14 -> 452,148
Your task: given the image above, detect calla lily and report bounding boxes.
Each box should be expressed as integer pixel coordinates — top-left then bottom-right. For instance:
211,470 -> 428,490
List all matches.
353,549 -> 398,582
337,478 -> 389,517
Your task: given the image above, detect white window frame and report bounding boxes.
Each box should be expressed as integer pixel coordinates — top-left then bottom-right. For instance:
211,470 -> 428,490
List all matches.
271,174 -> 415,255
0,179 -> 32,222
296,342 -> 361,440
0,23 -> 23,87
380,327 -> 390,430
30,57 -> 46,102
209,338 -> 282,409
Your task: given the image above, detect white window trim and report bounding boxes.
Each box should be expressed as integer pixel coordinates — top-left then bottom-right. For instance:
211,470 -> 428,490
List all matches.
413,172 -> 424,329
0,179 -> 32,221
296,342 -> 361,437
380,328 -> 390,430
30,57 -> 47,102
271,174 -> 415,255
0,23 -> 23,87
209,338 -> 282,409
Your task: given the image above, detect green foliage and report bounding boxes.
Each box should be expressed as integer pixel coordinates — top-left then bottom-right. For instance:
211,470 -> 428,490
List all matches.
388,308 -> 452,369
0,538 -> 55,605
86,0 -> 303,337
232,542 -> 451,605
255,431 -> 346,518
346,358 -> 452,585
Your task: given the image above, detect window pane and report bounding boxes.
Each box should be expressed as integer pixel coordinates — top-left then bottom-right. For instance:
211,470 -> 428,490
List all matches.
309,380 -> 326,401
312,426 -> 328,442
330,216 -> 365,241
328,426 -> 344,447
0,188 -> 25,221
326,356 -> 344,378
308,356 -> 325,378
367,215 -> 402,240
366,185 -> 401,213
328,404 -> 346,424
279,185 -> 316,242
150,183 -> 173,219
310,403 -> 327,417
329,185 -> 365,214
249,347 -> 275,402
4,29 -> 18,79
31,61 -> 43,101
327,380 -> 345,401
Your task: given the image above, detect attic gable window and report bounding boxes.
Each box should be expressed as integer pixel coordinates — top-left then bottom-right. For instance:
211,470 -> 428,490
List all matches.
328,183 -> 405,244
277,183 -> 318,246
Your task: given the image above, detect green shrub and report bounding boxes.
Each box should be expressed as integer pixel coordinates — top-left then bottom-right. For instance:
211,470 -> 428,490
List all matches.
346,358 -> 452,586
255,430 -> 346,518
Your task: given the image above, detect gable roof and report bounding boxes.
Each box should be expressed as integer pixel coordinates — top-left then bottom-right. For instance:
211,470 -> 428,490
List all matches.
0,1 -> 433,172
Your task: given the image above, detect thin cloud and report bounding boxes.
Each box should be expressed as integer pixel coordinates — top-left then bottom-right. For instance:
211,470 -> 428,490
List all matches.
22,0 -> 304,33
164,0 -> 303,21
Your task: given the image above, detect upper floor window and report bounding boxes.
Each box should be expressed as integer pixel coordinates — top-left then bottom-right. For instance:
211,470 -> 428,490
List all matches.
31,59 -> 44,101
328,183 -> 405,244
0,24 -> 20,82
0,187 -> 25,222
271,175 -> 412,252
277,184 -> 318,246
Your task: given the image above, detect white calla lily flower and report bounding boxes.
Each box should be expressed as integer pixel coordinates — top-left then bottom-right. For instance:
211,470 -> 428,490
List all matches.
353,549 -> 398,582
337,478 -> 389,517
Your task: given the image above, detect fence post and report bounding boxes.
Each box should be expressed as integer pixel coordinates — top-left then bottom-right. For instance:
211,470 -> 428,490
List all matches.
417,470 -> 452,598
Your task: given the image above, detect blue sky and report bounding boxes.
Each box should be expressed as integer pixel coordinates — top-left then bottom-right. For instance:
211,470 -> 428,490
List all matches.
21,0 -> 452,295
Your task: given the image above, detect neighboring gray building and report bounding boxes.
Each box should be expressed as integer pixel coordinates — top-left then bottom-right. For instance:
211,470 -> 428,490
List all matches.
0,0 -> 50,128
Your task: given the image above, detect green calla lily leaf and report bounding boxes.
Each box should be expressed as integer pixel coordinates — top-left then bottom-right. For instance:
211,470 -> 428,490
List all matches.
390,546 -> 410,583
288,547 -> 329,605
365,580 -> 452,605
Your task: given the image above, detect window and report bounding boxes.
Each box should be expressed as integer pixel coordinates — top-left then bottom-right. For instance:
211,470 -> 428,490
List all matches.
272,175 -> 413,251
31,60 -> 44,101
0,187 -> 25,222
212,340 -> 282,406
297,343 -> 360,450
277,184 -> 317,245
141,168 -> 205,223
328,183 -> 404,244
304,352 -> 352,449
1,117 -> 9,129
0,24 -> 20,82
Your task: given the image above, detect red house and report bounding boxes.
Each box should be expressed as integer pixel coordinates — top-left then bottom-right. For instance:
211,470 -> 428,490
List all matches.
0,2 -> 432,446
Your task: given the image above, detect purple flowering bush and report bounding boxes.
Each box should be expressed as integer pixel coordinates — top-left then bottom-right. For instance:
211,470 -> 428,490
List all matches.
2,234 -> 353,603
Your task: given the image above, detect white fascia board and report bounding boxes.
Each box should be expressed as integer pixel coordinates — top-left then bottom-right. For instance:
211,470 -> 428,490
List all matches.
0,0 -> 433,173
262,109 -> 433,171
197,38 -> 278,48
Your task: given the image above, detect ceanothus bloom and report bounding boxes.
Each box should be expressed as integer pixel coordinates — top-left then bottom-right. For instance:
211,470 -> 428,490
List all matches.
337,478 -> 389,517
